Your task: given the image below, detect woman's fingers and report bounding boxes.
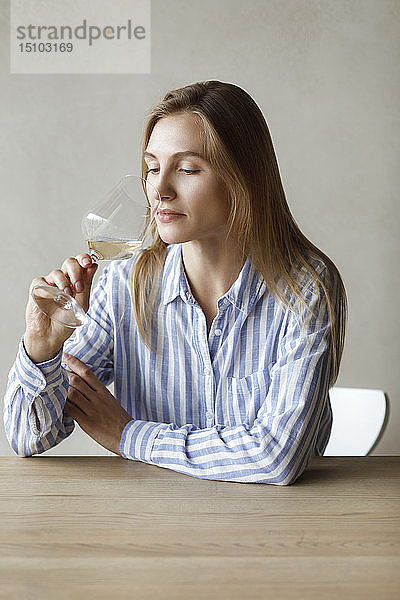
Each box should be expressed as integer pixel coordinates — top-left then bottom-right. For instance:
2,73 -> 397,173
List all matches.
75,253 -> 93,267
60,255 -> 97,302
27,255 -> 98,327
33,255 -> 97,304
46,269 -> 74,294
67,373 -> 94,415
60,256 -> 90,294
63,353 -> 101,391
29,276 -> 50,295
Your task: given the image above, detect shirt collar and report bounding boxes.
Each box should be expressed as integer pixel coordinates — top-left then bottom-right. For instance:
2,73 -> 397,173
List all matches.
161,243 -> 266,314
161,244 -> 186,306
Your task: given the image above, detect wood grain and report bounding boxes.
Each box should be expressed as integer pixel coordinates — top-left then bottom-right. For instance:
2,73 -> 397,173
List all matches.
0,456 -> 399,599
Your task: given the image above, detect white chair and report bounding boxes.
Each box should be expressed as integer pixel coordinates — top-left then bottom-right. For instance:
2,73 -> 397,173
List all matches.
323,387 -> 389,456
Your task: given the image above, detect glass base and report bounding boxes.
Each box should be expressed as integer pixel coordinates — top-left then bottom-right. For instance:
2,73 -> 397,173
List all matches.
31,285 -> 87,328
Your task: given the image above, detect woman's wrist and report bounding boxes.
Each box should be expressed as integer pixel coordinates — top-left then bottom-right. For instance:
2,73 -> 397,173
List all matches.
22,333 -> 63,365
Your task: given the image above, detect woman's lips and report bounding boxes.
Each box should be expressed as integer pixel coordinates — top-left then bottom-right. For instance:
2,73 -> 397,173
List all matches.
157,211 -> 186,223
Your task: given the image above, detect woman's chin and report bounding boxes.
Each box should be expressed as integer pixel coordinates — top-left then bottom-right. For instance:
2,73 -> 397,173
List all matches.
161,236 -> 189,245
157,230 -> 192,245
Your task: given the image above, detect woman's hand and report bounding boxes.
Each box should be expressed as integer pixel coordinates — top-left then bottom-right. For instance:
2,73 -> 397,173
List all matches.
62,353 -> 133,455
23,254 -> 98,364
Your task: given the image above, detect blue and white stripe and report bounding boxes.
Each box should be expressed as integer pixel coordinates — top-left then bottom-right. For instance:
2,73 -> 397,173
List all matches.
3,243 -> 333,484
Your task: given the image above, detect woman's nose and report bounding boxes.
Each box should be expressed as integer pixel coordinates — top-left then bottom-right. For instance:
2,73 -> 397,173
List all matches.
156,170 -> 176,200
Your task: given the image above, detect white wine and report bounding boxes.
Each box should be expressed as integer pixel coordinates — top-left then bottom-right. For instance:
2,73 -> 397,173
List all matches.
87,239 -> 142,260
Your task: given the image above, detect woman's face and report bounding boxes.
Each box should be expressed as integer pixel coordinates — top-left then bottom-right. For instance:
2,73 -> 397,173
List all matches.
144,112 -> 230,246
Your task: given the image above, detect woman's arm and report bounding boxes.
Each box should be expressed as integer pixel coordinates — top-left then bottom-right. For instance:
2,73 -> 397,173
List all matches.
3,266 -> 114,457
119,287 -> 333,485
4,343 -> 72,457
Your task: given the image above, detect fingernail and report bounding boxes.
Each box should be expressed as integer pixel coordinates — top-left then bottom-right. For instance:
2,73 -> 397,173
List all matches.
82,258 -> 91,266
64,286 -> 73,296
75,281 -> 83,292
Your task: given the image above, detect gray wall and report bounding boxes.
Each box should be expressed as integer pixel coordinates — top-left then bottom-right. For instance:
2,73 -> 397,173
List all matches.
1,0 -> 399,456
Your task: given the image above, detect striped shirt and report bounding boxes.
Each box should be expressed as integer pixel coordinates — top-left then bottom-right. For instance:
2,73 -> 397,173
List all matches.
4,243 -> 333,485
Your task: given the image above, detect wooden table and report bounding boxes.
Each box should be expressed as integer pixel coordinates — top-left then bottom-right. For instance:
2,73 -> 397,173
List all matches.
0,456 -> 399,600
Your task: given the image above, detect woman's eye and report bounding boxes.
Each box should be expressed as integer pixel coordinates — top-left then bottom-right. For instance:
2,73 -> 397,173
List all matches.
180,169 -> 200,174
146,168 -> 159,174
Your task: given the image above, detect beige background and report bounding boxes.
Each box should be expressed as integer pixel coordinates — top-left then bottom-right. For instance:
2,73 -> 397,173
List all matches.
1,0 -> 399,456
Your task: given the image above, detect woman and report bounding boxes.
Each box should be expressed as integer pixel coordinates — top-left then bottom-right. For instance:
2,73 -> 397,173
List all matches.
4,80 -> 347,484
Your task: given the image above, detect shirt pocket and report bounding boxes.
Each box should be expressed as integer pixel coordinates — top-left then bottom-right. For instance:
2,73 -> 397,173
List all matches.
226,369 -> 270,426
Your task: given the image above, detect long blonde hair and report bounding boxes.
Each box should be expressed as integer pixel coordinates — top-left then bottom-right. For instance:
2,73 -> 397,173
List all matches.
132,80 -> 347,386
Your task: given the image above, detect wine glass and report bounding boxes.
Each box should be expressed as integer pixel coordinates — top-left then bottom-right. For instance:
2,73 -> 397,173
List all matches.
31,175 -> 161,328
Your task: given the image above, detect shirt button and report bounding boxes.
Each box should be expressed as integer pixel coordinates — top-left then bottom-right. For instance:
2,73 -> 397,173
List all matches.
215,329 -> 222,336
206,411 -> 213,420
204,367 -> 212,376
